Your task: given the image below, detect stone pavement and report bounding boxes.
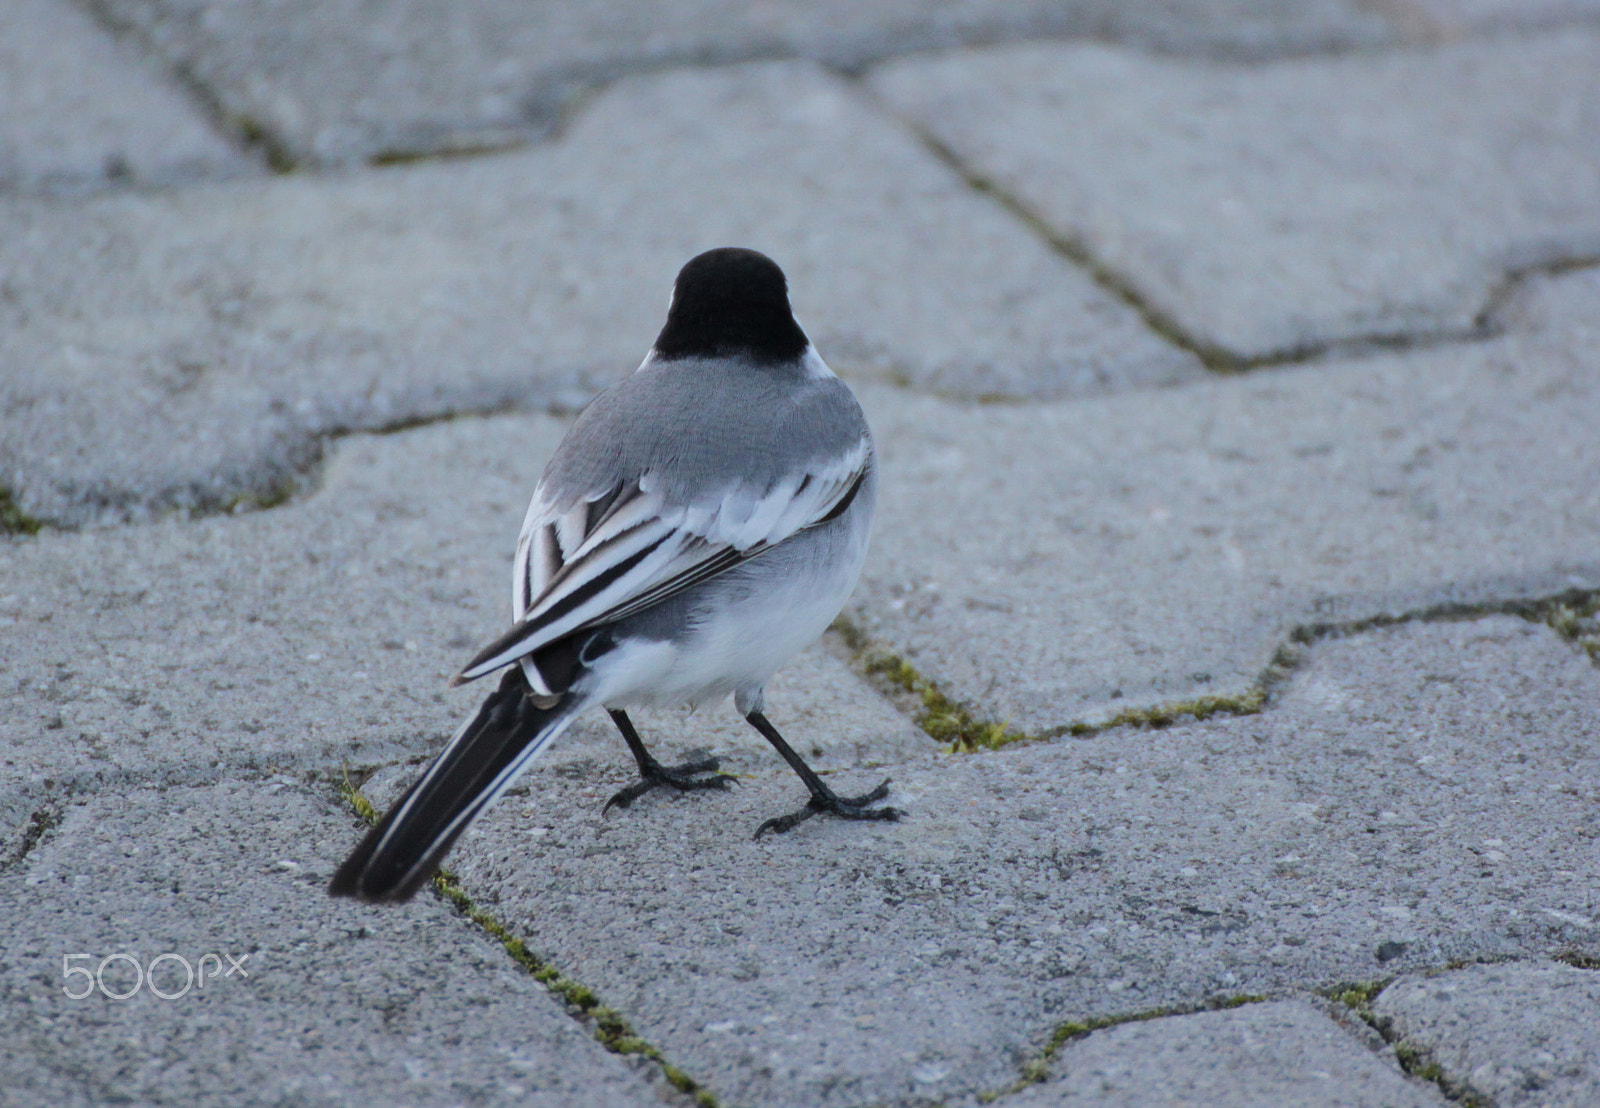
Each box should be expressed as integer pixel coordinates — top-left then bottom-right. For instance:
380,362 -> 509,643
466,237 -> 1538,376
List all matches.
2,2 -> 1598,1106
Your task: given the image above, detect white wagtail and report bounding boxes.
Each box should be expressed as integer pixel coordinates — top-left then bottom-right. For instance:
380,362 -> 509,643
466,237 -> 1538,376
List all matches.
330,247 -> 902,903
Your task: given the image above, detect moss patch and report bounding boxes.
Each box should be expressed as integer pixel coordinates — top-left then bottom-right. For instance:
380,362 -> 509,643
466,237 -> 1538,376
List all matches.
831,617 -> 1021,752
1323,976 -> 1494,1108
861,647 -> 1017,751
1063,688 -> 1268,736
832,617 -> 1288,752
1541,595 -> 1600,664
3,805 -> 62,870
218,475 -> 298,516
1322,977 -> 1392,1014
983,994 -> 1270,1100
0,488 -> 44,535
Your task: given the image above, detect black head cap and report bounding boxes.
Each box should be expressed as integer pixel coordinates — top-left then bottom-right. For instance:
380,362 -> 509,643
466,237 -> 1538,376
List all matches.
651,247 -> 809,365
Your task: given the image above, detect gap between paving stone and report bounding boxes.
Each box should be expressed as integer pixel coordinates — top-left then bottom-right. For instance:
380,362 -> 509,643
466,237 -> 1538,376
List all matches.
985,992 -> 1452,1108
860,76 -> 1600,376
75,1 -> 1594,175
335,779 -> 724,1108
849,267 -> 1600,733
972,979 -> 1472,1101
0,775 -> 677,1106
1324,971 -> 1493,1107
0,0 -> 258,194
1366,957 -> 1600,1108
84,0 -> 1402,168
0,58 -> 1204,529
8,239 -> 1592,536
980,991 -> 1273,1101
7,753 -> 723,1102
835,586 -> 1600,754
867,27 -> 1600,364
0,395 -> 557,537
78,0 -> 296,173
0,389 -> 567,537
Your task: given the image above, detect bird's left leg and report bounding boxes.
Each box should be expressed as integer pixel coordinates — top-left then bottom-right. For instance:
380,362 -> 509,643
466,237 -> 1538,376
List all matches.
602,709 -> 736,812
745,709 -> 903,837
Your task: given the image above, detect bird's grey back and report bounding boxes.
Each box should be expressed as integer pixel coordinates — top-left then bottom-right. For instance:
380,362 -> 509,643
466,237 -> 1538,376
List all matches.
542,357 -> 870,508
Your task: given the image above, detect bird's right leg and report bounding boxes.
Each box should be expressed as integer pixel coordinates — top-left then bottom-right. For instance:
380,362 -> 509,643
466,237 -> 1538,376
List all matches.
602,709 -> 736,812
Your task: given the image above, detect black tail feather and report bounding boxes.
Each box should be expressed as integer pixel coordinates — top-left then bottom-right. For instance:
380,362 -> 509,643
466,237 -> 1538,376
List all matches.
329,668 -> 577,903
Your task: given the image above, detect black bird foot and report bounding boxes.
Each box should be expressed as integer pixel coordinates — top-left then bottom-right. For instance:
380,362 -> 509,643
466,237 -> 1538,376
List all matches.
603,755 -> 737,813
754,778 -> 903,838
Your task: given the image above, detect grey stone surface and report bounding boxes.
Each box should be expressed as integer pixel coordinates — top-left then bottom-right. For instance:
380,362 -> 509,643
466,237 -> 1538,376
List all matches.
96,0 -> 1396,165
0,0 -> 249,194
439,616 -> 1600,1107
1491,265 -> 1600,340
0,59 -> 1196,529
0,779 -> 660,1107
1399,0 -> 1600,33
870,27 -> 1600,360
1005,1000 -> 1445,1107
0,411 -> 927,848
852,267 -> 1600,732
1373,960 -> 1600,1108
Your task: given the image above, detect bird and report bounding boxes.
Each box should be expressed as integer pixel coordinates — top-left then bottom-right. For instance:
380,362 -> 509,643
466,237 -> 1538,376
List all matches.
329,247 -> 902,903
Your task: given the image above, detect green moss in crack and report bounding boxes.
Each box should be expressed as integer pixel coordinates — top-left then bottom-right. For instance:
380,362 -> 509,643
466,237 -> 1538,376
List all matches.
836,619 -> 1301,750
984,994 -> 1269,1099
337,774 -> 380,824
1390,1039 -> 1493,1108
335,777 -> 720,1108
833,617 -> 1021,751
369,138 -> 528,167
1322,977 -> 1392,1015
1323,976 -> 1494,1108
218,476 -> 297,516
1391,1041 -> 1447,1083
1556,950 -> 1600,971
3,805 -> 62,870
1542,597 -> 1600,663
0,488 -> 44,535
1064,688 -> 1268,737
225,113 -> 297,173
863,648 -> 1016,751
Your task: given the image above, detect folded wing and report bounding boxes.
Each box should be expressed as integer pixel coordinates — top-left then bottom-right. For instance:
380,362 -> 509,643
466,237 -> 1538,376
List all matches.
453,436 -> 870,687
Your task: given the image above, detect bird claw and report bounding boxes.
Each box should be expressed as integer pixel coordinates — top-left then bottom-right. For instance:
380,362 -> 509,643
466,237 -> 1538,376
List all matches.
603,755 -> 736,813
753,778 -> 902,838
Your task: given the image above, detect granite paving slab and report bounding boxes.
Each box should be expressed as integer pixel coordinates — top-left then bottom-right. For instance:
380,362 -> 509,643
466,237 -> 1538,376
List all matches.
0,779 -> 662,1108
1002,999 -> 1446,1107
0,59 -> 1196,529
0,0 -> 250,194
1372,960 -> 1600,1108
0,410 -> 927,850
870,26 -> 1600,361
852,267 -> 1600,732
95,0 -> 1397,166
432,615 -> 1600,1107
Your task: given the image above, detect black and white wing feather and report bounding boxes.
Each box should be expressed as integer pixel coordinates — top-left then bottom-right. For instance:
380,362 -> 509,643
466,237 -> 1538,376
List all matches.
453,435 -> 870,688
